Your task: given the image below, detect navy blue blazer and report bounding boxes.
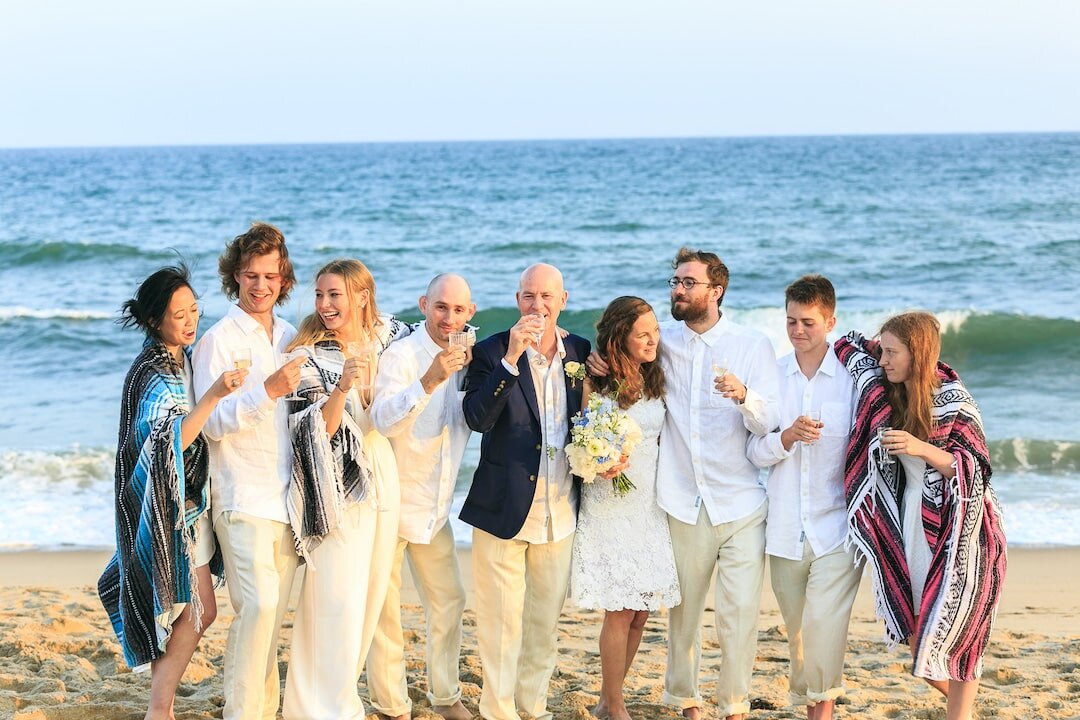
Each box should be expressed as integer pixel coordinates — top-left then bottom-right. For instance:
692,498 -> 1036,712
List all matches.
460,329 -> 591,540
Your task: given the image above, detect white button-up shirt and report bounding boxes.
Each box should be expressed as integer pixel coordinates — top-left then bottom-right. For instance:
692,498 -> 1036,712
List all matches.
501,336 -> 577,544
372,325 -> 472,544
747,346 -> 854,560
192,304 -> 297,524
657,316 -> 780,526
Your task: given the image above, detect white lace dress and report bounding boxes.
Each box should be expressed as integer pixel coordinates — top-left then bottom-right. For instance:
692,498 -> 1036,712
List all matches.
571,396 -> 682,611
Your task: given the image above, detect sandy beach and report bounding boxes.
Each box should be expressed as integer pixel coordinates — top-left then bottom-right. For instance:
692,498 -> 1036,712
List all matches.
1,546 -> 1077,720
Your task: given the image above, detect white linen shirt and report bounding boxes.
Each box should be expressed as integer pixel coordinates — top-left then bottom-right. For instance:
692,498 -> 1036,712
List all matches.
372,325 -> 471,544
192,304 -> 297,524
501,336 -> 577,544
747,346 -> 855,560
656,316 -> 780,526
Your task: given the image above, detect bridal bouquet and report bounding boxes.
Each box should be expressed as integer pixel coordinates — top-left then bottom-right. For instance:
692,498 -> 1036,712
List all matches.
565,392 -> 643,495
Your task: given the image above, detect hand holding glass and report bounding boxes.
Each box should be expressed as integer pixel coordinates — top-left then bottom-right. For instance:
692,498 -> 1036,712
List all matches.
346,342 -> 376,392
877,426 -> 896,465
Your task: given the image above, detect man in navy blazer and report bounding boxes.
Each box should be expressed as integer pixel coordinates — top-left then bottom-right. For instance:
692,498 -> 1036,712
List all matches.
461,263 -> 590,720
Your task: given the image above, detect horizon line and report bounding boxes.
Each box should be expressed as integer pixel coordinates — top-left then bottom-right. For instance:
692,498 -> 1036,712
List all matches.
2,128 -> 1078,153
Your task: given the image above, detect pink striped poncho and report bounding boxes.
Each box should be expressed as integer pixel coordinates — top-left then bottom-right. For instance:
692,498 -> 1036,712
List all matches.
835,332 -> 1007,682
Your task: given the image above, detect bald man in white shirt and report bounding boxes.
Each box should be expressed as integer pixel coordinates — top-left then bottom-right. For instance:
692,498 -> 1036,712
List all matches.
366,274 -> 476,720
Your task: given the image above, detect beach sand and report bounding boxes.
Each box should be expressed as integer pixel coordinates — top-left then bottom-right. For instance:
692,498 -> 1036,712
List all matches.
1,547 -> 1077,719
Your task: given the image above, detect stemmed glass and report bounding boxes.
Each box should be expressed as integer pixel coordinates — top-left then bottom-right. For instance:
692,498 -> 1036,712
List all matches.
805,410 -> 822,446
230,348 -> 252,370
711,357 -> 730,395
282,349 -> 308,402
346,341 -> 376,394
877,426 -> 896,465
530,314 -> 548,367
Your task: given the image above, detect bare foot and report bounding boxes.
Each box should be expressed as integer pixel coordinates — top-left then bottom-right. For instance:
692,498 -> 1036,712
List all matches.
380,714 -> 410,720
433,701 -> 471,720
593,702 -> 610,719
682,708 -> 702,720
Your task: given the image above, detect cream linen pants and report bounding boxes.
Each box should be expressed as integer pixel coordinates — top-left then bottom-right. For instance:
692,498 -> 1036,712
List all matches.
367,522 -> 467,716
664,502 -> 767,718
472,528 -> 574,720
282,501 -> 376,720
213,511 -> 299,720
769,544 -> 863,707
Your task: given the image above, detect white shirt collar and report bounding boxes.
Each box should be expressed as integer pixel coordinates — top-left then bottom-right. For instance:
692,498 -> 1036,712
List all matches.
782,343 -> 840,378
418,323 -> 444,359
679,313 -> 728,347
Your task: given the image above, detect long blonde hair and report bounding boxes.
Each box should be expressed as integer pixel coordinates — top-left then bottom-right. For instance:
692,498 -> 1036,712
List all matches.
287,259 -> 383,351
879,311 -> 941,441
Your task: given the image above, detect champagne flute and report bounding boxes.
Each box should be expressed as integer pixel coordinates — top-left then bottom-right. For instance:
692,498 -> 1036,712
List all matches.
711,357 -> 730,395
230,348 -> 252,371
345,341 -> 376,393
877,426 -> 896,465
531,314 -> 547,367
805,410 -> 822,446
282,349 -> 307,401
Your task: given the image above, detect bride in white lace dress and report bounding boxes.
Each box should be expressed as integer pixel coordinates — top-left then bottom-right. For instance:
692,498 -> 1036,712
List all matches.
572,297 -> 680,720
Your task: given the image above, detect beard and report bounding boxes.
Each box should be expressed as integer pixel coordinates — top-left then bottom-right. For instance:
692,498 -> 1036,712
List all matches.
671,295 -> 710,324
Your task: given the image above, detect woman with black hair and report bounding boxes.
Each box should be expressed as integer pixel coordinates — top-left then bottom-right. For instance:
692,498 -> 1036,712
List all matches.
97,264 -> 246,720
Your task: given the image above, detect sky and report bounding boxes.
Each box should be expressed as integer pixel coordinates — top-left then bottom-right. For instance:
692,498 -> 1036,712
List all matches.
2,0 -> 1079,148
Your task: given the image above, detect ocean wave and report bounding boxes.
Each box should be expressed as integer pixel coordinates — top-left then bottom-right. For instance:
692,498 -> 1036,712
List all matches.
0,240 -> 166,267
0,306 -> 112,322
990,438 -> 1080,474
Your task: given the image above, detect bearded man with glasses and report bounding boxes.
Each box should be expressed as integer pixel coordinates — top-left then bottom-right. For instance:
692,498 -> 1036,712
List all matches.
589,247 -> 780,720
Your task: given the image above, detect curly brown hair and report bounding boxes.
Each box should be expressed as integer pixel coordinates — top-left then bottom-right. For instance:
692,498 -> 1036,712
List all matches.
218,222 -> 296,305
593,296 -> 665,409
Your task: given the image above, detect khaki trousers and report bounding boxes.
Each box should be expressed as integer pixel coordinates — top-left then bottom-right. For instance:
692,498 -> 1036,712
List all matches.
664,502 -> 766,718
214,511 -> 299,720
282,501 -> 375,720
472,528 -> 574,720
769,544 -> 863,707
367,522 -> 467,715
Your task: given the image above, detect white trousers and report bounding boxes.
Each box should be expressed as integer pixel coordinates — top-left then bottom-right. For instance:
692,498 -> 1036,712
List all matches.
770,544 -> 863,707
283,501 -> 376,720
367,522 -> 467,715
472,528 -> 574,720
214,511 -> 299,720
664,502 -> 767,718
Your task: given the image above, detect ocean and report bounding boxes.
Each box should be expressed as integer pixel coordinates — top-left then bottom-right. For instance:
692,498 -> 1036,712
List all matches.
1,133 -> 1077,550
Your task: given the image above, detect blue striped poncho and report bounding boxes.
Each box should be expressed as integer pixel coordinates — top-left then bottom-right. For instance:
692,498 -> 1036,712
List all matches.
97,341 -> 223,671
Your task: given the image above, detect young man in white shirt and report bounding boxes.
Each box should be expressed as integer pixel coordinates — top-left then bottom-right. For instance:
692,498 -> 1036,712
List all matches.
746,275 -> 863,720
192,223 -> 306,720
366,274 -> 476,720
589,247 -> 780,720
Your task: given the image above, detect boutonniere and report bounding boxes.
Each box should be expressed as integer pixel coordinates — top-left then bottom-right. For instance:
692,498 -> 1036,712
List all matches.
564,361 -> 587,387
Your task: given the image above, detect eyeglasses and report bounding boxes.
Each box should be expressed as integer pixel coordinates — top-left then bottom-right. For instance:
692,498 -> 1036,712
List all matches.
668,277 -> 718,290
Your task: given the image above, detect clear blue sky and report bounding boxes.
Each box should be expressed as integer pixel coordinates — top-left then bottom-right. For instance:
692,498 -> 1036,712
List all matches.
3,0 -> 1078,148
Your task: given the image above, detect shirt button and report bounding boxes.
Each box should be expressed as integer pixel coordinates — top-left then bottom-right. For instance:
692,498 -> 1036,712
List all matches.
529,474 -> 537,482
535,444 -> 542,451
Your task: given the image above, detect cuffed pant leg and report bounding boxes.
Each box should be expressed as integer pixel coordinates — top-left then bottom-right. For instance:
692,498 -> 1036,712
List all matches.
473,528 -> 528,720
407,522 -> 467,707
664,507 -> 723,710
215,511 -> 299,720
515,532 -> 574,720
769,549 -> 812,706
801,545 -> 863,706
283,502 -> 372,720
713,503 -> 766,718
365,536 -> 410,716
